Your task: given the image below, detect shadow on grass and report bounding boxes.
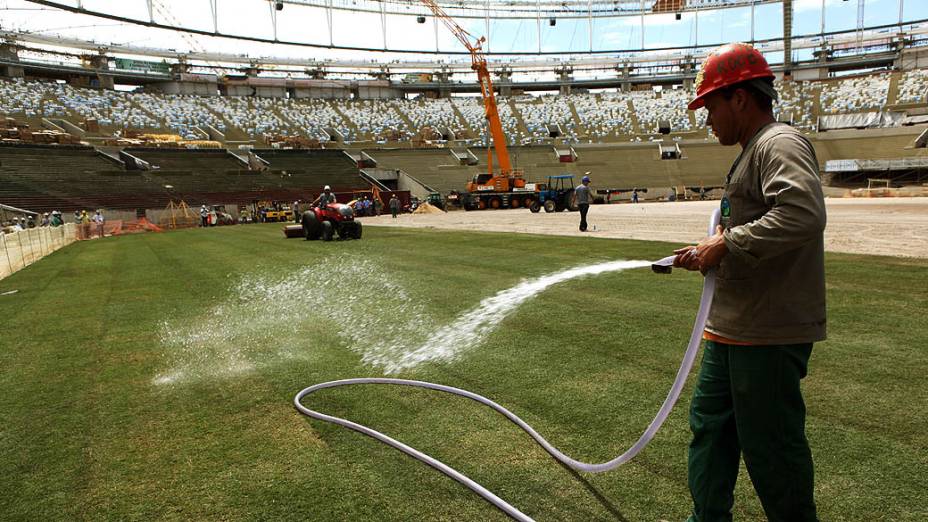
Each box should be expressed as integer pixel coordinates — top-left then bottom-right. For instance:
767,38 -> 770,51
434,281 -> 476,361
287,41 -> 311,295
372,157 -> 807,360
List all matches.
556,459 -> 630,521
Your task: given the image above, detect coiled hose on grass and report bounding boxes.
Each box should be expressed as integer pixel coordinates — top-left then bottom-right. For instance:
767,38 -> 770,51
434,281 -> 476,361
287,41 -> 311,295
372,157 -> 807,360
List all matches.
294,209 -> 720,521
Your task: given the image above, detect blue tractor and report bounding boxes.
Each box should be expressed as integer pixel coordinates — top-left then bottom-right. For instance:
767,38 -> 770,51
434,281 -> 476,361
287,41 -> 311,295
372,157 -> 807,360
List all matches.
529,174 -> 579,213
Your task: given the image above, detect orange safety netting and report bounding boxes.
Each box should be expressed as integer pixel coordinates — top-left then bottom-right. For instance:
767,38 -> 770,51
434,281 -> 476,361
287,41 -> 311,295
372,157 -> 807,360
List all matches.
118,217 -> 164,234
76,218 -> 164,240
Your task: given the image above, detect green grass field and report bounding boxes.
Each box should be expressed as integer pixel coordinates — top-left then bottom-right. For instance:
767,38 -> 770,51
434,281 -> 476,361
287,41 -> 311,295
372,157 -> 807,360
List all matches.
1,223 -> 926,521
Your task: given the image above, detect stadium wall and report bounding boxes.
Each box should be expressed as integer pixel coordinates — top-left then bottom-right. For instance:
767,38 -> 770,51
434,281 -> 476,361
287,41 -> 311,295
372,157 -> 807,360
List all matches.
1,127 -> 925,215
365,126 -> 928,192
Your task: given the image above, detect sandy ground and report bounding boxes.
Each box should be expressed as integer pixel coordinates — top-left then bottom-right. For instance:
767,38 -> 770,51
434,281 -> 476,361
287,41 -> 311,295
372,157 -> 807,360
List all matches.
363,198 -> 928,259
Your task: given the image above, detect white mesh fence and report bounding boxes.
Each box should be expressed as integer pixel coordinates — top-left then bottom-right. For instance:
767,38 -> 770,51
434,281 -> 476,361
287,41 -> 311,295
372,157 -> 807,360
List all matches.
0,224 -> 78,280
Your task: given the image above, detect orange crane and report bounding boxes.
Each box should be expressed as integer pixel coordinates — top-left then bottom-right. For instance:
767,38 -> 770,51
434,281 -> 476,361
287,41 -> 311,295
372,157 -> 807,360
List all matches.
419,0 -> 531,209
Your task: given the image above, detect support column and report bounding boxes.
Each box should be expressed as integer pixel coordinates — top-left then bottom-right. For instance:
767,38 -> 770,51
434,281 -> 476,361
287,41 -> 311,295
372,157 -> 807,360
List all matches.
556,65 -> 573,96
783,0 -> 793,74
170,59 -> 190,75
242,63 -> 261,78
370,66 -> 390,81
497,65 -> 512,97
0,42 -> 24,78
617,61 -> 631,92
87,53 -> 114,90
436,66 -> 452,99
893,34 -> 906,71
894,35 -> 927,72
682,56 -> 695,90
805,44 -> 831,80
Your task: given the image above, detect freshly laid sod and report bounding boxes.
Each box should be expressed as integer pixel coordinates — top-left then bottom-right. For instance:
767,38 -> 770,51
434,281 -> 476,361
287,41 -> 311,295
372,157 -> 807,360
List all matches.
0,223 -> 925,521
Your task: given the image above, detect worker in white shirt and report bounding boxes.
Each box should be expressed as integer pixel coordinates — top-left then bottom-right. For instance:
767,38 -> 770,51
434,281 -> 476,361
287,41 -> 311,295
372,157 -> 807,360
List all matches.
93,210 -> 105,238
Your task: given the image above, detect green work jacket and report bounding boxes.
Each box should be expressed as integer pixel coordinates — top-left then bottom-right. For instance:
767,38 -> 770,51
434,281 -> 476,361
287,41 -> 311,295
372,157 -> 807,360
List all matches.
707,122 -> 827,345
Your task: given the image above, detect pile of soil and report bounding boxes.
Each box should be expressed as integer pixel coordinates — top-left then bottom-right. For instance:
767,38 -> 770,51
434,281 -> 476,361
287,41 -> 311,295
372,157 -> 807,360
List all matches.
412,203 -> 444,214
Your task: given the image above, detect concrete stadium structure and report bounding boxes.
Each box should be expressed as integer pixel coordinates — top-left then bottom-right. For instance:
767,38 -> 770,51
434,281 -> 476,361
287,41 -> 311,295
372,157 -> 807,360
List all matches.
0,0 -> 927,212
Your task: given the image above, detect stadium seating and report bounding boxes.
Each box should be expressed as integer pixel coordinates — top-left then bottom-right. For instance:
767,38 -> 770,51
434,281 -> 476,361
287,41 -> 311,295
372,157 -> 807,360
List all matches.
820,74 -> 890,114
630,88 -> 695,135
131,92 -> 226,139
404,98 -> 460,135
898,69 -> 928,104
277,98 -> 345,141
0,144 -> 119,172
0,78 -> 58,120
774,79 -> 817,129
572,92 -> 635,138
331,99 -> 409,141
252,149 -> 369,191
0,143 -> 169,210
514,95 -> 579,142
3,71 -> 926,146
202,96 -> 292,138
453,96 -> 524,144
0,78 -> 161,131
365,149 -> 464,193
0,141 -> 370,212
54,84 -> 161,131
3,64 -> 926,217
125,148 -> 245,171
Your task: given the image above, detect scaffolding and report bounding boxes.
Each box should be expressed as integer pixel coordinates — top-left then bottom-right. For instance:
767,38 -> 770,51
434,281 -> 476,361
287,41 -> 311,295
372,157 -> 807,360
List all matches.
158,200 -> 199,230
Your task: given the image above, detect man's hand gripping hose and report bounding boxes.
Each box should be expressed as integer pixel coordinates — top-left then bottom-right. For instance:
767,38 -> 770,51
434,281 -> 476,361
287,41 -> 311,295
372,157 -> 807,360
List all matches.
294,209 -> 721,522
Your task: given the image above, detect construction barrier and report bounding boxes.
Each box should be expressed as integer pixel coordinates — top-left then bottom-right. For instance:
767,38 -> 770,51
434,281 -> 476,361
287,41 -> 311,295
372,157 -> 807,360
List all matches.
0,224 -> 77,280
1,215 -> 176,280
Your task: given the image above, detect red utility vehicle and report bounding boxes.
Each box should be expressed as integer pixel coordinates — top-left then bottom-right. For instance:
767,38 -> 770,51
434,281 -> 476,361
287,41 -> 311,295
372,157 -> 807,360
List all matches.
301,203 -> 362,241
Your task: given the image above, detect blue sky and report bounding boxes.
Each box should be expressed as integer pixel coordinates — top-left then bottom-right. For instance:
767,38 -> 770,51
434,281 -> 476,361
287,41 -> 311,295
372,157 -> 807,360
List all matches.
1,0 -> 926,63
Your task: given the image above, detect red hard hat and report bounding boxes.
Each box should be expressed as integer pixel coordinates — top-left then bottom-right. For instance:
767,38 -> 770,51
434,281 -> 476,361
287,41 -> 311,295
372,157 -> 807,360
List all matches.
688,43 -> 774,111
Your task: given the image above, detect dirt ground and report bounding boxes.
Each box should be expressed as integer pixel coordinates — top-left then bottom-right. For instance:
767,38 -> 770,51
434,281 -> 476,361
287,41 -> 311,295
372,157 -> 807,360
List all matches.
364,197 -> 928,259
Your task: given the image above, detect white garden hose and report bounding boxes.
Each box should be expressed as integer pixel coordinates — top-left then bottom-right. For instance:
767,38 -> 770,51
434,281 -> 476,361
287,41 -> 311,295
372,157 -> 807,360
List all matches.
294,209 -> 721,521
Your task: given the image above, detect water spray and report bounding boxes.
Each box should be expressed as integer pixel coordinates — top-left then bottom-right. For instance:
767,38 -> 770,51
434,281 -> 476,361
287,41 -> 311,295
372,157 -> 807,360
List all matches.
294,209 -> 721,521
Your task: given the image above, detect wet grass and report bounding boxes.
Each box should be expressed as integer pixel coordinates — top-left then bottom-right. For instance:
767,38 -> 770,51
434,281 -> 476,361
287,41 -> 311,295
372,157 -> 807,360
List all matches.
0,223 -> 925,521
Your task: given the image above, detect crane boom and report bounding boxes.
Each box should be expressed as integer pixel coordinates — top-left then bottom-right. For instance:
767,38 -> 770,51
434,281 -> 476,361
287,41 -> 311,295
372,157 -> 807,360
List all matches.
418,0 -> 513,178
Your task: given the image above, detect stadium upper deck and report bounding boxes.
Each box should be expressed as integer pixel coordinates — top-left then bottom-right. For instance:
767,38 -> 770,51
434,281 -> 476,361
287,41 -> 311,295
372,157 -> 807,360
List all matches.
1,69 -> 925,145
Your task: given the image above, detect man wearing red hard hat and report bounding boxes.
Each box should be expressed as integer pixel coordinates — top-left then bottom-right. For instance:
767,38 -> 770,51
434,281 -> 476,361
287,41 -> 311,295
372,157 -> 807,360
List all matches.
673,43 -> 825,522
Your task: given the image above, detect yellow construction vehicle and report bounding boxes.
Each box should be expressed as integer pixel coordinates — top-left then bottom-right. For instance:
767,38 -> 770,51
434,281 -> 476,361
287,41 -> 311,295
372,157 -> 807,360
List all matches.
258,200 -> 294,222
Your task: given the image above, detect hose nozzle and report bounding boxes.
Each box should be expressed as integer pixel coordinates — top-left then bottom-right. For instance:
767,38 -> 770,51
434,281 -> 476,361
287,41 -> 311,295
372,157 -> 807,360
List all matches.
651,255 -> 676,274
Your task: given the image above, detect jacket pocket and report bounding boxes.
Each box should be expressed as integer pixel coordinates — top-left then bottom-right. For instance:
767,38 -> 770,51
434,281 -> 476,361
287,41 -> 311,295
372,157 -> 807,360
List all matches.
710,274 -> 767,334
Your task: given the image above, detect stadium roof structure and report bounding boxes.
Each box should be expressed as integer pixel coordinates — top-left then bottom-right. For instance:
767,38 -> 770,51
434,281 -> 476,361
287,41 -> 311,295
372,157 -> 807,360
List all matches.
268,0 -> 774,20
6,25 -> 925,71
3,0 -> 928,76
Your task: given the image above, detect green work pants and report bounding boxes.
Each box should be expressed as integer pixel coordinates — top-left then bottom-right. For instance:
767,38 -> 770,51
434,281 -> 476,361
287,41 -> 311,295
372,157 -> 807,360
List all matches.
686,341 -> 818,522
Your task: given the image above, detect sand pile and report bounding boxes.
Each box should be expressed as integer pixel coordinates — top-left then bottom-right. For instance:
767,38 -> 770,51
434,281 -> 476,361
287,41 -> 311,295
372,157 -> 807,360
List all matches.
412,202 -> 444,214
